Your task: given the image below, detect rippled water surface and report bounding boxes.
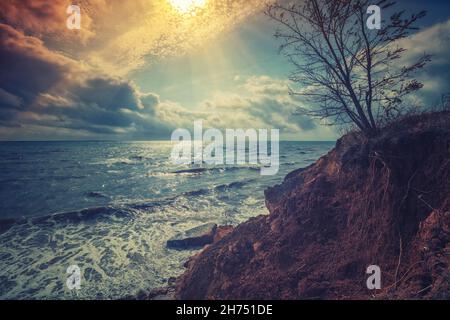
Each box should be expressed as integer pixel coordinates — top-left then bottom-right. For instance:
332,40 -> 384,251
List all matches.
0,141 -> 334,299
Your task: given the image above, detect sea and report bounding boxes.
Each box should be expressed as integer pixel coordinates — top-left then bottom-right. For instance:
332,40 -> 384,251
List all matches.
0,140 -> 334,299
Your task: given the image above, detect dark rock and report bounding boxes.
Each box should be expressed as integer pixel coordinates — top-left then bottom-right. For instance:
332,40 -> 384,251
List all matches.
167,223 -> 217,249
85,191 -> 108,199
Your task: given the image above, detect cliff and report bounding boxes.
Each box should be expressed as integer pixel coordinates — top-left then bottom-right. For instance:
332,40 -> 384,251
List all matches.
175,111 -> 450,299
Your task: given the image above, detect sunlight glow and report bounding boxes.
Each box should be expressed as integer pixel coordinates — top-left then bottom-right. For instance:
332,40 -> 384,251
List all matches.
168,0 -> 207,14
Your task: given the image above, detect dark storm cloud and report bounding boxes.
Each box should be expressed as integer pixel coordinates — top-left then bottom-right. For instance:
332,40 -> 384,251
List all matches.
246,95 -> 317,132
72,78 -> 143,111
0,20 -> 320,140
0,23 -> 70,106
399,20 -> 450,106
0,88 -> 22,108
0,23 -> 175,139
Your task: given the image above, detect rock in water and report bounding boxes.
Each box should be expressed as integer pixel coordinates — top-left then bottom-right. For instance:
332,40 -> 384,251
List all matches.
167,223 -> 217,249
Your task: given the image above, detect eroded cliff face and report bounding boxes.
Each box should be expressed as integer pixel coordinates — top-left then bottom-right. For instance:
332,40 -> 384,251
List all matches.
175,112 -> 450,300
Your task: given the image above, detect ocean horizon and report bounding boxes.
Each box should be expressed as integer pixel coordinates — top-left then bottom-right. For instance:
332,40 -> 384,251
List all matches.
0,140 -> 334,299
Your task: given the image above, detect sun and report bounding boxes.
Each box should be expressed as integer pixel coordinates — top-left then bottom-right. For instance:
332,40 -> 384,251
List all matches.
168,0 -> 207,14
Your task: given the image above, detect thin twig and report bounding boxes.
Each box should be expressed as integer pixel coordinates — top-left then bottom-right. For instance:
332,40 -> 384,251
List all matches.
416,284 -> 432,295
417,194 -> 435,211
394,233 -> 403,289
399,170 -> 418,210
385,260 -> 425,291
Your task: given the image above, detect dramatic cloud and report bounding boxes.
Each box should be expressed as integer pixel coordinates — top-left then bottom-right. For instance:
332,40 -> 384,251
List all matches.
0,23 -> 177,139
0,0 -> 94,42
0,0 -> 71,34
397,19 -> 450,106
197,76 -> 316,131
0,23 -> 73,104
86,0 -> 272,75
143,75 -> 335,140
0,0 -> 271,75
0,18 -> 335,141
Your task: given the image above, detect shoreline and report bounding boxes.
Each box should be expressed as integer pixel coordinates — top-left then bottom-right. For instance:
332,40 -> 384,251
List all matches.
173,112 -> 450,300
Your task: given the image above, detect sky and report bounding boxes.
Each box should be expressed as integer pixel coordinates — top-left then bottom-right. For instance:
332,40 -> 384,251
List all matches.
0,0 -> 449,141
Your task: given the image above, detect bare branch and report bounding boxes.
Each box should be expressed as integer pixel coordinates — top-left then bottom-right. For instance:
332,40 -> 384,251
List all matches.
266,0 -> 430,136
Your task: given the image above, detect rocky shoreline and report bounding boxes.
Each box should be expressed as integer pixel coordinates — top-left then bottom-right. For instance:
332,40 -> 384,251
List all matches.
172,112 -> 450,300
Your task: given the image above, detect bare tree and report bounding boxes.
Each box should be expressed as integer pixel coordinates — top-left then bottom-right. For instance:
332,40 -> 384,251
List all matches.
266,0 -> 431,136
